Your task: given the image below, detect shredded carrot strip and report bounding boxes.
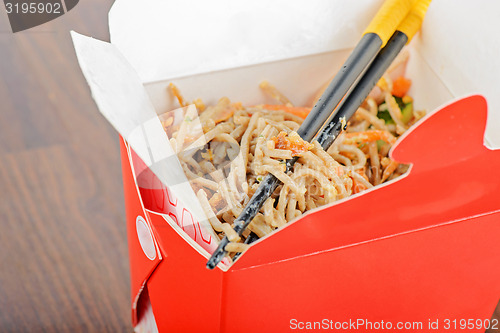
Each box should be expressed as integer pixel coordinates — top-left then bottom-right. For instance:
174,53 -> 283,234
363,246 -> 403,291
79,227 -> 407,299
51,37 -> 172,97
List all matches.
343,130 -> 397,145
259,104 -> 311,119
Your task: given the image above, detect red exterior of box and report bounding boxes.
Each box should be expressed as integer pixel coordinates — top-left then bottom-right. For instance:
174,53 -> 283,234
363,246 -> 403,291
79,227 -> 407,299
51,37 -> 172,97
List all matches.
121,96 -> 500,332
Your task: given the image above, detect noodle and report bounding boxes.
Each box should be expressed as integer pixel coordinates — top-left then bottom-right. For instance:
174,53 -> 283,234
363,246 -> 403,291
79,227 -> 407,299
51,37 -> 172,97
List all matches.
164,71 -> 423,255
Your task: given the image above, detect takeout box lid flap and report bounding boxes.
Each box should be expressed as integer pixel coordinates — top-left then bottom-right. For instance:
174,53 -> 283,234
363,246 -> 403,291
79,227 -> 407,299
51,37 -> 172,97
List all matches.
108,0 -> 381,83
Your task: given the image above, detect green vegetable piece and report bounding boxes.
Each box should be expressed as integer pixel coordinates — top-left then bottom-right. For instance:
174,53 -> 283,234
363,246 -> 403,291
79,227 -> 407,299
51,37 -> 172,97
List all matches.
401,102 -> 413,124
377,110 -> 394,124
393,96 -> 406,110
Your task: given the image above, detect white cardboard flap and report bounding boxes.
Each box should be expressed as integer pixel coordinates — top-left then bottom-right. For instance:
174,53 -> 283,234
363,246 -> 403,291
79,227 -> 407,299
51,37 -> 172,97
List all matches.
71,32 -> 215,238
108,0 -> 382,83
108,0 -> 500,148
415,0 -> 500,148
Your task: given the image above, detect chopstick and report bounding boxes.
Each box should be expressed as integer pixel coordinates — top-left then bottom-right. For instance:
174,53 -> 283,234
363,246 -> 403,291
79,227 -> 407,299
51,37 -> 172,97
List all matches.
295,0 -> 414,143
207,0 -> 430,270
317,0 -> 432,150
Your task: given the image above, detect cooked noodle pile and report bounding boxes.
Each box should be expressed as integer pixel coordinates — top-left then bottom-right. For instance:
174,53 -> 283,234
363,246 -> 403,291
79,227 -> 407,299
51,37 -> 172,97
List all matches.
161,61 -> 424,257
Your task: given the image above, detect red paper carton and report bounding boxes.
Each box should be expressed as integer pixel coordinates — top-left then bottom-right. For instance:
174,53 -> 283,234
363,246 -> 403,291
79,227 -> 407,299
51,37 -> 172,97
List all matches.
72,0 -> 500,332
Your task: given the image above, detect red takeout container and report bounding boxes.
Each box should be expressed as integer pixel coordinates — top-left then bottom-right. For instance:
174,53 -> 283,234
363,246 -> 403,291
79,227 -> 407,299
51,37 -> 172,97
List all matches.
72,0 -> 500,331
121,95 -> 500,333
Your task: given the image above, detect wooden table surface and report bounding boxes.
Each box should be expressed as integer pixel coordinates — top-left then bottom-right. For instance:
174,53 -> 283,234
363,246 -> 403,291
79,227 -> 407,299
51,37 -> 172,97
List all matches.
0,1 -> 132,332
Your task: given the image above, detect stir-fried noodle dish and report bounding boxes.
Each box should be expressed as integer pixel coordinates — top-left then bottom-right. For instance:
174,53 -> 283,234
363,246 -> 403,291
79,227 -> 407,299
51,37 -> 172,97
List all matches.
161,52 -> 425,257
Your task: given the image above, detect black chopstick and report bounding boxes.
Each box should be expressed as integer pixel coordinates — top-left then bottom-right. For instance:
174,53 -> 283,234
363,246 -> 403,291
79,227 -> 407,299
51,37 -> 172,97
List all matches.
206,1 -> 419,269
227,0 -> 432,257
316,31 -> 408,149
207,31 -> 408,269
231,232 -> 259,262
230,30 -> 410,258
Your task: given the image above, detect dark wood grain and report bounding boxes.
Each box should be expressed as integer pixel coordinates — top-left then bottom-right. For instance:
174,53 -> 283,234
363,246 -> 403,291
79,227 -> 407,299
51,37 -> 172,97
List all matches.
486,299 -> 500,333
0,1 -> 132,332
